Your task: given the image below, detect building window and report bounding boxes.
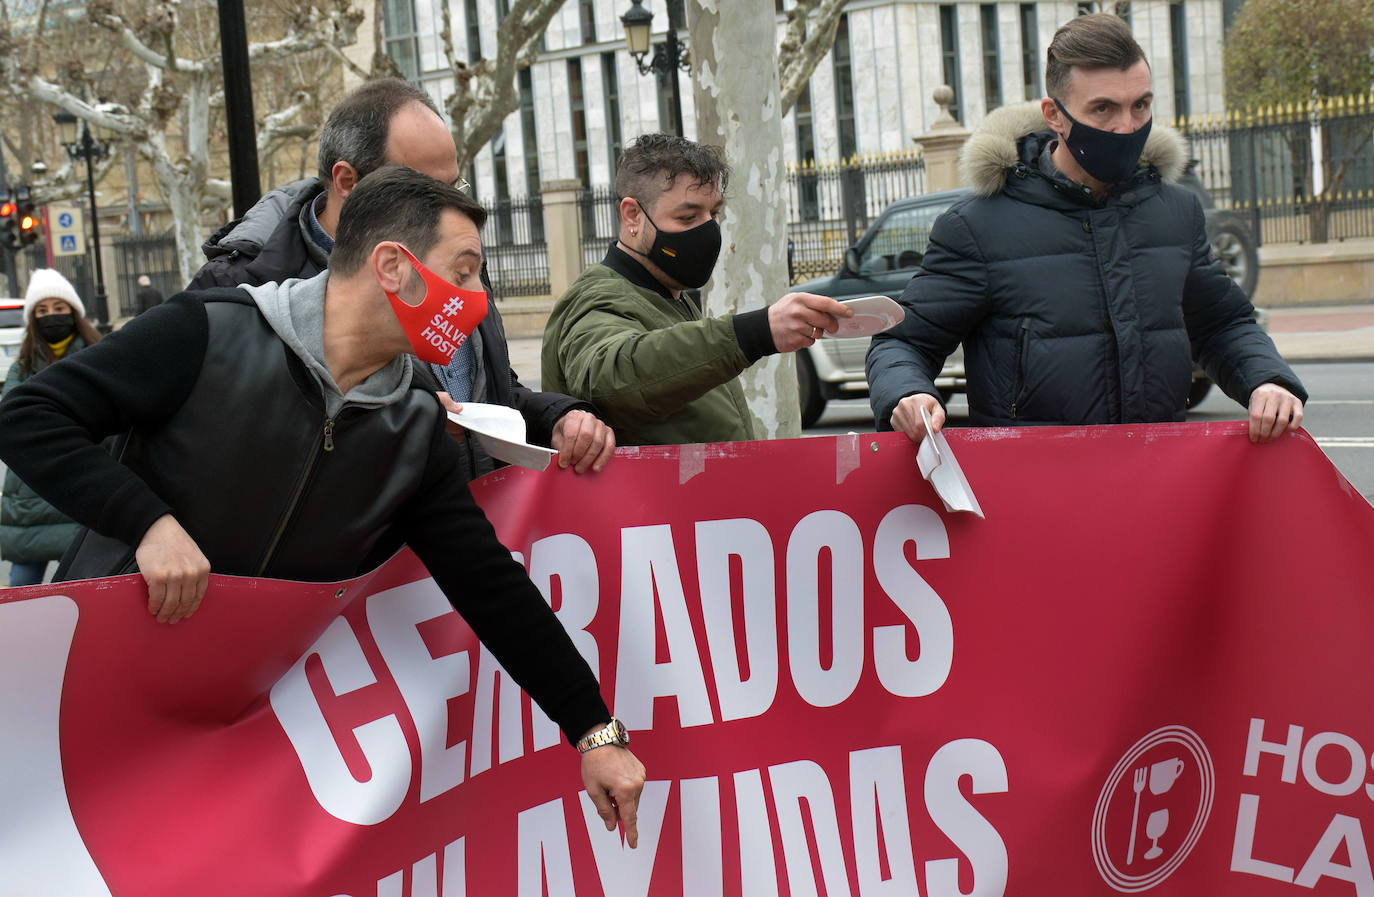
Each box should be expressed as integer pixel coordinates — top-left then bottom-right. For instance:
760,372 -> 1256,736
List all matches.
794,82 -> 819,220
569,59 -> 590,187
1020,4 -> 1040,98
601,52 -> 624,169
465,0 -> 481,63
518,69 -> 544,239
980,4 -> 1001,111
579,0 -> 596,43
939,5 -> 961,124
832,14 -> 857,160
1169,2 -> 1189,120
491,131 -> 512,242
382,0 -> 420,80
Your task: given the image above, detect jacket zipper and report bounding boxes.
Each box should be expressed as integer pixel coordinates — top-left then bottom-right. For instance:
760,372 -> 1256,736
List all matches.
257,410 -> 340,574
1010,318 -> 1033,419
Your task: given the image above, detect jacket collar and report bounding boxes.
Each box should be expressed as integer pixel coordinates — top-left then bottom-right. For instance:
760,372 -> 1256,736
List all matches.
602,242 -> 675,302
957,101 -> 1188,199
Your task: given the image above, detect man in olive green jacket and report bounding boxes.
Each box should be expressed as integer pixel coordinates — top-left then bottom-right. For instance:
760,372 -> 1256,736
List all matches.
542,134 -> 851,446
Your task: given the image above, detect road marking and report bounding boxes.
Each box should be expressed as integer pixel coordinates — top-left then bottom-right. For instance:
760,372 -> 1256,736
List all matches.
1314,437 -> 1374,448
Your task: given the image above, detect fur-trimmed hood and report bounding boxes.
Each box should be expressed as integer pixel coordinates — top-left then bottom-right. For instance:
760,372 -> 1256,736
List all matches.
957,101 -> 1188,197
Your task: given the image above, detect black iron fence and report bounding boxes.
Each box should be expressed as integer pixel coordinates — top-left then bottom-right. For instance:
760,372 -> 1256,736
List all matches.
112,232 -> 180,317
578,187 -> 619,268
1182,93 -> 1374,245
785,149 -> 927,282
482,195 -> 550,298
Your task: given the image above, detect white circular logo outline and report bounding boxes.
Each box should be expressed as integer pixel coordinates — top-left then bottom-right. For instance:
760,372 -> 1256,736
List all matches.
1091,725 -> 1215,893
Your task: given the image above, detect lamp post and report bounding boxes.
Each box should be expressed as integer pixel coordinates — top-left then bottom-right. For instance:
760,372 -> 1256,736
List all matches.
53,108 -> 110,328
620,0 -> 690,136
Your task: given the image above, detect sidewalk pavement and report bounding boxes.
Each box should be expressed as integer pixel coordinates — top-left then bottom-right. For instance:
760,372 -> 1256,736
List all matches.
505,302 -> 1374,389
1264,304 -> 1374,364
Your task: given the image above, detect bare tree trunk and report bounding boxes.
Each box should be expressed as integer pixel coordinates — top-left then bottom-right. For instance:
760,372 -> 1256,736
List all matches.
687,0 -> 799,438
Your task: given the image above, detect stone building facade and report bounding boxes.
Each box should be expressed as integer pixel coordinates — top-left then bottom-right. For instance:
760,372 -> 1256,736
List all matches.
366,0 -> 1234,203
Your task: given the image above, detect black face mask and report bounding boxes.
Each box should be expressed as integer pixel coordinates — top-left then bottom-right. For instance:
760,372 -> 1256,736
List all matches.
635,200 -> 722,289
1053,98 -> 1152,186
35,313 -> 76,343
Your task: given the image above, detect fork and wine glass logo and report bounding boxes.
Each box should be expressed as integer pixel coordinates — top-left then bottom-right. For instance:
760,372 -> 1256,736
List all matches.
1126,757 -> 1186,863
1092,725 -> 1216,892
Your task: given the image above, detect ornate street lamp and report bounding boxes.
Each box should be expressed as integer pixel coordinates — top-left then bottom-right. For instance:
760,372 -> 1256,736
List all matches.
620,0 -> 690,136
53,108 -> 111,328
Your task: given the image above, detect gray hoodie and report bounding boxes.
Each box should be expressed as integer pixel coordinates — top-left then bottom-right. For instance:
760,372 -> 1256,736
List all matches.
242,271 -> 413,418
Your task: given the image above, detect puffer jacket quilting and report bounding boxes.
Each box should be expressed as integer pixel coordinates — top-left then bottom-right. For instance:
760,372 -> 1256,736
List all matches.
866,102 -> 1305,429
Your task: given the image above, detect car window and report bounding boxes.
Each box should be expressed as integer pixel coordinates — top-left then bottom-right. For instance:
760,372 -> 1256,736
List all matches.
0,307 -> 23,328
857,202 -> 953,276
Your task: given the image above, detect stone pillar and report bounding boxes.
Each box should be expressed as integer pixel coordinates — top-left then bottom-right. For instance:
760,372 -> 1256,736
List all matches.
541,178 -> 584,299
912,86 -> 971,193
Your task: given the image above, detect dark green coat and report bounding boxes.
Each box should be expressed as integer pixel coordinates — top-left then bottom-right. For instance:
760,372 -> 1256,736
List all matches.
1,342 -> 86,564
542,264 -> 760,446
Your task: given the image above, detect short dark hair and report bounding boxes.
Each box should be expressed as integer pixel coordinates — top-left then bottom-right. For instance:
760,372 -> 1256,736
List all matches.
330,166 -> 487,277
317,79 -> 443,184
1045,13 -> 1147,99
613,133 -> 730,209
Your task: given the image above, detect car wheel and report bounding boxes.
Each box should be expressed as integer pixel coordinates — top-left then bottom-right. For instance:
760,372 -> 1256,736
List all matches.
797,350 -> 826,428
1187,376 -> 1213,409
1205,211 -> 1260,298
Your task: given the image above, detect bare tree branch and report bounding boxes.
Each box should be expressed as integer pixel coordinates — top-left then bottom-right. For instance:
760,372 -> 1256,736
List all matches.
257,90 -> 313,159
4,0 -> 363,284
88,4 -> 206,73
777,0 -> 848,116
444,0 -> 568,172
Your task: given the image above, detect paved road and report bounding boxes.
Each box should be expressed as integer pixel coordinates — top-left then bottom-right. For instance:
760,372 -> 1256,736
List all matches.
806,361 -> 1374,502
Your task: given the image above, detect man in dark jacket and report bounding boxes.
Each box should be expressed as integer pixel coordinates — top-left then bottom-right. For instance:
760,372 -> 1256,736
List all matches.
134,275 -> 163,313
191,78 -> 613,477
867,14 -> 1305,445
0,166 -> 646,844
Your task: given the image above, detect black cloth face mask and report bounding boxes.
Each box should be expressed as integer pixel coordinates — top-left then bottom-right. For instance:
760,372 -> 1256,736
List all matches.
35,313 -> 76,343
1053,98 -> 1153,186
635,199 -> 722,290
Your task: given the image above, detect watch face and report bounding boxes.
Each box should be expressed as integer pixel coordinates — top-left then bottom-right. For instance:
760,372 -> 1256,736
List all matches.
612,718 -> 628,744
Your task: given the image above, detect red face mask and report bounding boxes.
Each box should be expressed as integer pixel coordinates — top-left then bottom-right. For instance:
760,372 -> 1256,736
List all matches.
383,244 -> 489,365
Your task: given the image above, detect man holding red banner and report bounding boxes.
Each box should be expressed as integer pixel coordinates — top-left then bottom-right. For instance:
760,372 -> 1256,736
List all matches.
0,166 -> 645,846
868,13 -> 1306,446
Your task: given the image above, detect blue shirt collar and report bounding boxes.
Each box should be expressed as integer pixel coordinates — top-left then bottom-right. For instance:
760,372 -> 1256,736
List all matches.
307,191 -> 336,254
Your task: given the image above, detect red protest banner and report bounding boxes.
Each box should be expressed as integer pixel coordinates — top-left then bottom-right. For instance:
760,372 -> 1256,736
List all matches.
0,423 -> 1370,896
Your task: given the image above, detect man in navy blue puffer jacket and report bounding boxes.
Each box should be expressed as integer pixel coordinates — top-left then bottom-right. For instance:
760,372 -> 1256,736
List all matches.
867,13 -> 1305,445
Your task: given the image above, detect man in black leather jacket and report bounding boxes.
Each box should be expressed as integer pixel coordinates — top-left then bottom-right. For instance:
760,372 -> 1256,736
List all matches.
191,78 -> 614,478
0,167 -> 647,845
867,14 -> 1305,445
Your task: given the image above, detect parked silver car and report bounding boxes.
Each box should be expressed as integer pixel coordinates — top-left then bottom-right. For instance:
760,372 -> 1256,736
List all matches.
795,172 -> 1261,427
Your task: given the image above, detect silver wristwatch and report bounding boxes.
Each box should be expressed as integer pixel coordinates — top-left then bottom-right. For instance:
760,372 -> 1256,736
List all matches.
576,717 -> 630,753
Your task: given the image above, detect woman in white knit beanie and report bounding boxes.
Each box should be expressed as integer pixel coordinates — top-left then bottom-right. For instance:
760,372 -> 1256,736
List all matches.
2,268 -> 102,587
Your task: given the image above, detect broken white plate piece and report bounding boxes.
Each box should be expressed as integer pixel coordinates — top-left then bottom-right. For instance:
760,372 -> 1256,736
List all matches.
824,295 -> 905,338
915,404 -> 985,517
447,402 -> 558,471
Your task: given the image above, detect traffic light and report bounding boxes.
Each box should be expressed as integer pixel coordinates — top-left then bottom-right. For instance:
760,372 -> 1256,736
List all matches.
17,202 -> 39,247
1,198 -> 19,251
